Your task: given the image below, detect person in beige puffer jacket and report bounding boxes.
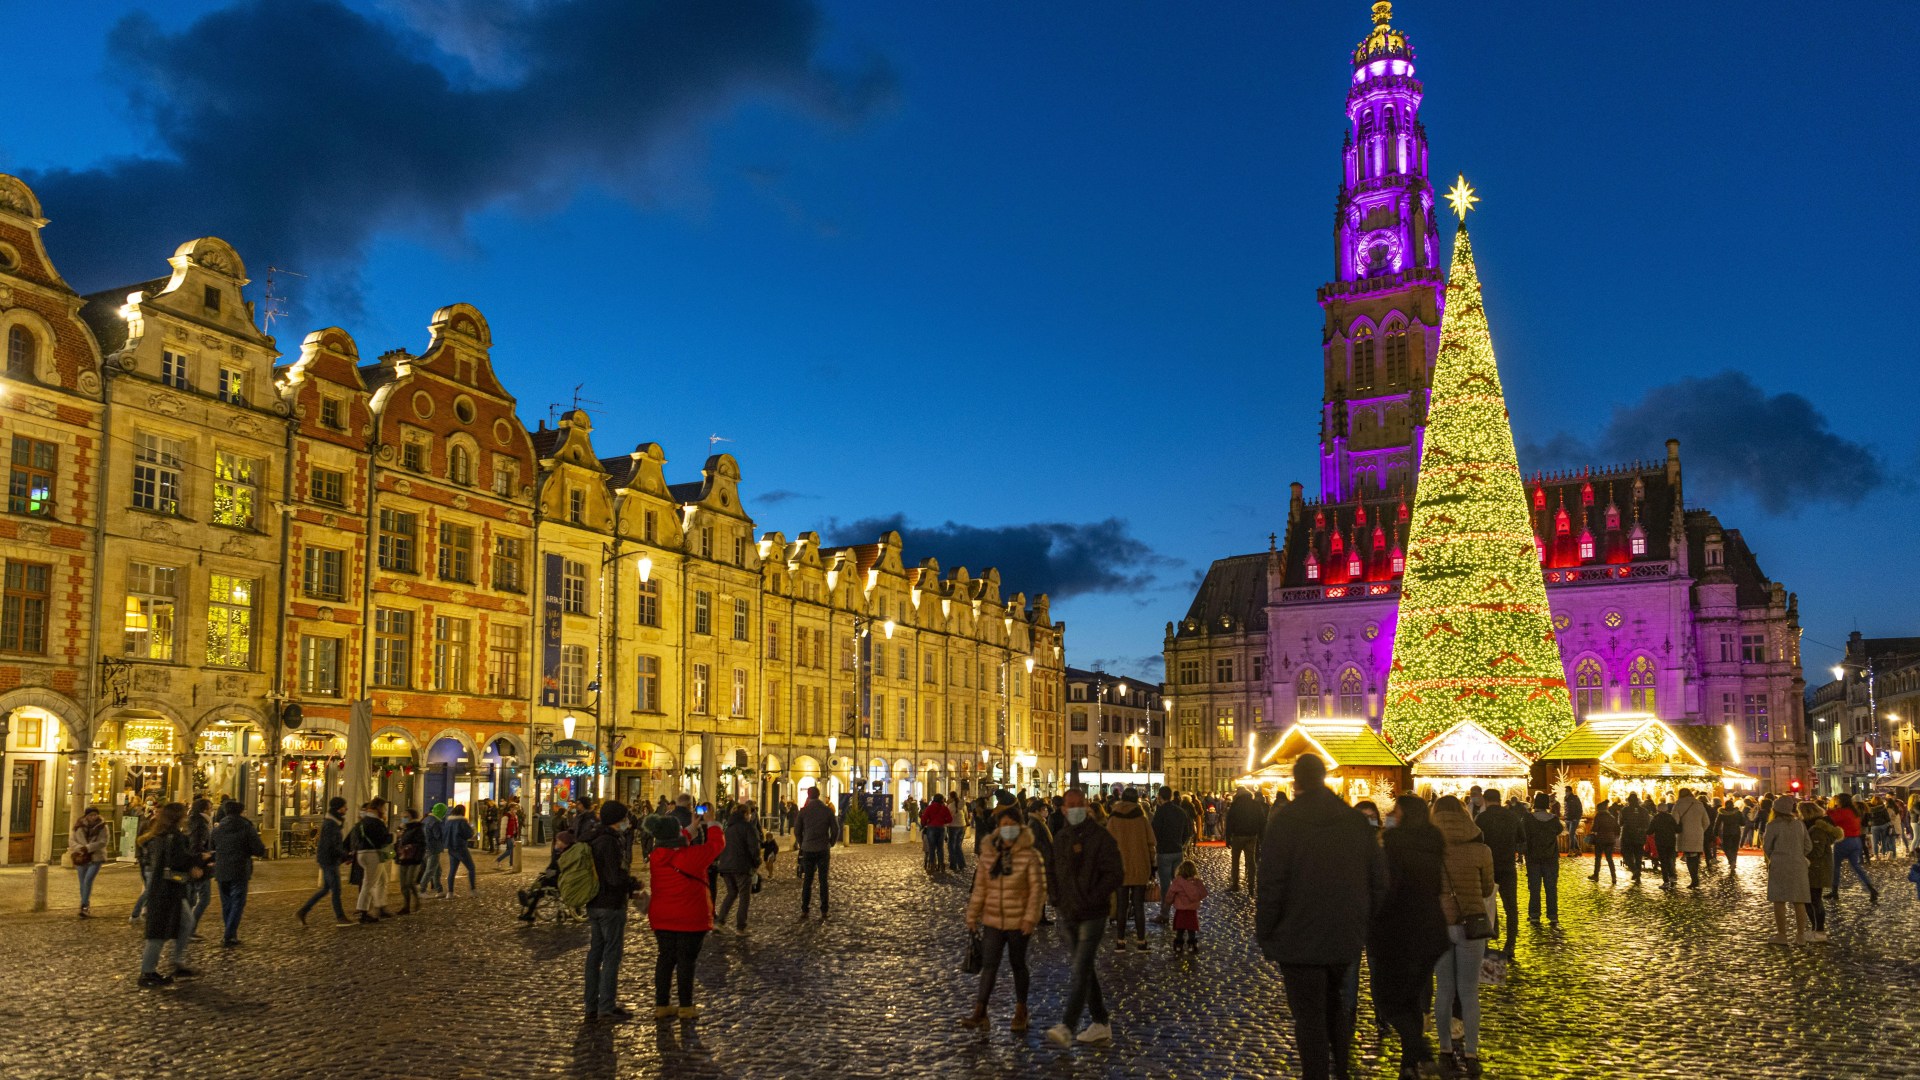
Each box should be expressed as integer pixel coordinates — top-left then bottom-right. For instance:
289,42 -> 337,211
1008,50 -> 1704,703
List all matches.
1432,796 -> 1496,1076
964,810 -> 1048,1033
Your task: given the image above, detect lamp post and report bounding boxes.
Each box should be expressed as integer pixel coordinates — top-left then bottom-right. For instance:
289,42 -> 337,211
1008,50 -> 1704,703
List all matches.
1832,657 -> 1880,794
826,735 -> 838,805
847,614 -> 894,813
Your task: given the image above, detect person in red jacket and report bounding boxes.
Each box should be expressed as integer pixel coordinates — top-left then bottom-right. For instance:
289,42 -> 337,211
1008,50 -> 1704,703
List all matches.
920,794 -> 954,872
1825,793 -> 1878,902
647,808 -> 726,1019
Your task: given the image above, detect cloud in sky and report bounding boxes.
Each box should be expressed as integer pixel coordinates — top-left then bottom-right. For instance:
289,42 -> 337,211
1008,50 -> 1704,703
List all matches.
829,514 -> 1174,600
1523,370 -> 1888,516
27,0 -> 891,294
755,489 -> 818,505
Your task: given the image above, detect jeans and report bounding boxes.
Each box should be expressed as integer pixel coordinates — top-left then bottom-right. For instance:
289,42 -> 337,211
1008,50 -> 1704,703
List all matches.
399,864 -> 422,908
1061,917 -> 1109,1028
1830,836 -> 1872,895
799,851 -> 831,913
1807,889 -> 1827,931
1526,859 -> 1558,923
355,852 -> 388,913
948,826 -> 966,871
189,878 -> 213,925
584,906 -> 628,1013
1872,824 -> 1894,856
1278,961 -> 1358,1080
497,836 -> 516,865
1434,925 -> 1486,1056
130,866 -> 152,919
421,849 -> 444,893
141,899 -> 195,974
1113,884 -> 1147,941
976,926 -> 1030,1006
653,928 -> 705,1008
76,861 -> 103,909
716,871 -> 753,930
1590,841 -> 1616,880
217,879 -> 248,941
1228,835 -> 1259,891
922,826 -> 946,869
299,862 -> 346,922
1156,853 -> 1184,913
448,848 -> 477,892
1492,870 -> 1517,956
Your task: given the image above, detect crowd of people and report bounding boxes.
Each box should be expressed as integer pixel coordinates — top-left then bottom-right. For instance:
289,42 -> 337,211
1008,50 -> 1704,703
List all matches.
77,765 -> 1920,1078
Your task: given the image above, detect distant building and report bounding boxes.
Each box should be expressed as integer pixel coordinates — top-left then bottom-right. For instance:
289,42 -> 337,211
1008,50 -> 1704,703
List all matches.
1064,667 -> 1165,796
1164,4 -> 1809,795
1806,633 -> 1920,796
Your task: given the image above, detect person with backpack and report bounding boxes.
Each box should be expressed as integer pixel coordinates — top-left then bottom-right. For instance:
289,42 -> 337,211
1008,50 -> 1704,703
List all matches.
349,798 -> 394,923
297,798 -> 353,927
577,801 -> 644,1022
713,803 -> 763,933
648,805 -> 726,1019
444,805 -> 478,896
794,786 -> 841,918
1523,794 -> 1563,927
210,799 -> 268,947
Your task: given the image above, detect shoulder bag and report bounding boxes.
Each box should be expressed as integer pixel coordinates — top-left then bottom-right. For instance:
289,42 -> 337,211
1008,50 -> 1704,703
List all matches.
961,929 -> 983,975
1441,853 -> 1495,941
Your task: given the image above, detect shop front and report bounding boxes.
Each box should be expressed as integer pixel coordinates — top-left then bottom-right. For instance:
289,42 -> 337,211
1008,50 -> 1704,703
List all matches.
2,700 -> 80,865
279,730 -> 346,857
370,731 -> 418,814
1237,718 -> 1407,804
192,716 -> 269,821
91,714 -> 186,857
1403,719 -> 1535,803
611,741 -> 673,813
1535,714 -> 1759,807
533,740 -> 604,840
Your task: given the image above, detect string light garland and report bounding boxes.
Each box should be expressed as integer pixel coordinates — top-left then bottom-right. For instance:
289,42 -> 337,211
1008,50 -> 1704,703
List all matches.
1381,211 -> 1576,758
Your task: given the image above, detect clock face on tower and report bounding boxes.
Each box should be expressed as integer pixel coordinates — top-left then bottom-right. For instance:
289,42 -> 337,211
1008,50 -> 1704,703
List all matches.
1356,229 -> 1402,276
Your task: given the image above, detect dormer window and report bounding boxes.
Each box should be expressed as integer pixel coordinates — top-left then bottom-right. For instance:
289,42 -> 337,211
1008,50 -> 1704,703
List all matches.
1305,554 -> 1320,581
203,286 -> 221,313
161,350 -> 191,391
1554,508 -> 1570,535
1533,487 -> 1546,510
1578,530 -> 1594,561
1390,550 -> 1405,574
1605,506 -> 1620,530
5,326 -> 33,377
567,486 -> 585,523
1347,554 -> 1361,578
1629,527 -> 1646,556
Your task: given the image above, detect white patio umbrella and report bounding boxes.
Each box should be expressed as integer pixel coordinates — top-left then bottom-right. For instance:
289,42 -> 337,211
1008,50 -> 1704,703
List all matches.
341,698 -> 374,809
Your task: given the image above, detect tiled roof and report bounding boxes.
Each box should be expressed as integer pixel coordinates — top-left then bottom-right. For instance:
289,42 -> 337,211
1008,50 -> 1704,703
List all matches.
528,426 -> 562,460
599,455 -> 636,490
78,278 -> 169,355
667,480 -> 704,503
1174,553 -> 1269,638
1683,512 -> 1776,606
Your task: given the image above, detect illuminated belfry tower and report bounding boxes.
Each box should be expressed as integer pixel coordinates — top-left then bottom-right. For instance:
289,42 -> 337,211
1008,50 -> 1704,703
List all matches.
1317,1 -> 1444,502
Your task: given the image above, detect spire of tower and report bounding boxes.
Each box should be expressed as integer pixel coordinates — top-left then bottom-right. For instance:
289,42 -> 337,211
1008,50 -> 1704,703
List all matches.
1380,216 -> 1578,758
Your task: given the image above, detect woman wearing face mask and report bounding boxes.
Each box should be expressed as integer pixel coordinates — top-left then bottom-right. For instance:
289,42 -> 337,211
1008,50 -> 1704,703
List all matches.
963,808 -> 1047,1034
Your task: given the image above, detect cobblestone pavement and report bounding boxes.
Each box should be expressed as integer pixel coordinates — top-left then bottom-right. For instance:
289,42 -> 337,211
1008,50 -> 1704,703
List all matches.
2,838 -> 1917,1079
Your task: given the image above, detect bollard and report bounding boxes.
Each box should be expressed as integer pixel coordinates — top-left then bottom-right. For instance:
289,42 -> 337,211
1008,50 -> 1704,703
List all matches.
31,863 -> 49,913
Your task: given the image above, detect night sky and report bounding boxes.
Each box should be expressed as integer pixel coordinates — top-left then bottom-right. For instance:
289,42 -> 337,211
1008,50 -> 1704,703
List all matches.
5,0 -> 1915,682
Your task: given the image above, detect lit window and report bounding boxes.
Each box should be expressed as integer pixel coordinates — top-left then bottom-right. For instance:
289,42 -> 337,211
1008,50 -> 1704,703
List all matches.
1295,669 -> 1321,718
1629,528 -> 1646,556
1305,555 -> 1320,581
1578,531 -> 1594,561
1347,554 -> 1361,577
124,562 -> 178,661
1628,655 -> 1657,713
432,616 -> 470,692
217,367 -> 247,406
206,574 -> 255,668
212,452 -> 258,528
8,437 -> 57,517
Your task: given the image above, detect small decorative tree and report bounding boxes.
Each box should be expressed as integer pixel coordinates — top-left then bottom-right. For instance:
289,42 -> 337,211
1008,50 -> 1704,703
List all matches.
845,799 -> 871,844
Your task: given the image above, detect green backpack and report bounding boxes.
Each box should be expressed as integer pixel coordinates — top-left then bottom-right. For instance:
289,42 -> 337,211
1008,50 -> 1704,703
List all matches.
556,840 -> 599,909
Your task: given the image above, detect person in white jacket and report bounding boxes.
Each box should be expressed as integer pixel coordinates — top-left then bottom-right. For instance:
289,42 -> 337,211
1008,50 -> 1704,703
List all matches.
1673,789 -> 1713,889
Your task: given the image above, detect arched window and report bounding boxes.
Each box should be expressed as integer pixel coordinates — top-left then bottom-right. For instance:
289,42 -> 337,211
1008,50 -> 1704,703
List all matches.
1574,657 -> 1605,717
449,445 -> 473,486
1296,669 -> 1322,719
1628,655 -> 1657,713
1352,327 -> 1376,389
1338,667 -> 1365,716
5,325 -> 32,377
1384,325 -> 1410,384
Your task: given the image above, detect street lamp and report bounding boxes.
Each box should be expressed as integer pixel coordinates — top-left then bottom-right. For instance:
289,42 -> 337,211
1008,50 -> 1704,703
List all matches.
847,614 -> 893,810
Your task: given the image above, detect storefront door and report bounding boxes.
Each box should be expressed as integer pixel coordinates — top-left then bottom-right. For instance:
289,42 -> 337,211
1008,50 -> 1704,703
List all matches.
8,760 -> 41,863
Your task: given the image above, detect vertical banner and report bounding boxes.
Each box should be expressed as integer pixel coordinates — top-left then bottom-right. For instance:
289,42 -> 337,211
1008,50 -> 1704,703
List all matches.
539,553 -> 564,707
858,631 -> 872,739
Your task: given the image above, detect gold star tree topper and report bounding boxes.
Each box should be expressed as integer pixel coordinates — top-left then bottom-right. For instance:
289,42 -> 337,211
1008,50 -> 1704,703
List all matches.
1445,175 -> 1479,221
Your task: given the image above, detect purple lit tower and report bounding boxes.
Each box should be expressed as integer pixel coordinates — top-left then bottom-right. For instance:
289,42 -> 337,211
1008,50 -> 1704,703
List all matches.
1161,2 -> 1809,797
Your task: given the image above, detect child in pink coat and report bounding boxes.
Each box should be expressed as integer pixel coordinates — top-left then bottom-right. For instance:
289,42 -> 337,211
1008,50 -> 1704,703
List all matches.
1164,859 -> 1209,953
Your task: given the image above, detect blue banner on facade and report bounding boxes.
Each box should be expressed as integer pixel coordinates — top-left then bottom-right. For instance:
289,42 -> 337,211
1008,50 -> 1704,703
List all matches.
858,631 -> 872,738
539,553 -> 564,707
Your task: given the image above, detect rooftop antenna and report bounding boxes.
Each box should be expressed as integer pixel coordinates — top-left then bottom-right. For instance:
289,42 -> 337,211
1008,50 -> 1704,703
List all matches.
261,264 -> 306,334
708,433 -> 734,453
570,383 -> 604,416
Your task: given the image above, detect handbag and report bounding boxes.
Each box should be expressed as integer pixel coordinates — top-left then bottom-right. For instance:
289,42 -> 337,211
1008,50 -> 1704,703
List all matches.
71,848 -> 93,867
1145,881 -> 1162,904
962,930 -> 984,975
1441,857 -> 1495,941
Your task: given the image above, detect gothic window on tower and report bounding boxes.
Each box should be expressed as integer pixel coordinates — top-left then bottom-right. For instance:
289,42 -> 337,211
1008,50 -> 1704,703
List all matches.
1629,527 -> 1647,556
1295,669 -> 1322,719
1352,327 -> 1376,390
1305,554 -> 1320,581
1628,655 -> 1657,713
1574,657 -> 1605,717
1338,667 -> 1365,716
1384,326 -> 1410,385
1578,530 -> 1594,561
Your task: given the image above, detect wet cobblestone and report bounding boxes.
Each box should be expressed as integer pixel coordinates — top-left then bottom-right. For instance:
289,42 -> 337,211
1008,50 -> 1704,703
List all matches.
1,842 -> 1917,1078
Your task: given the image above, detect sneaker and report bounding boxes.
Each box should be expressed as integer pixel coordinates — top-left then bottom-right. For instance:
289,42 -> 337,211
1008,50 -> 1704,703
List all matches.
137,972 -> 171,988
332,919 -> 353,928
1044,1024 -> 1076,1049
1804,930 -> 1830,943
171,967 -> 199,979
1076,1022 -> 1113,1045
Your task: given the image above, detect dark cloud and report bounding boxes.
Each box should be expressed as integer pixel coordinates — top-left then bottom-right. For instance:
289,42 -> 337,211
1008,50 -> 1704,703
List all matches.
1083,655 -> 1166,683
755,489 -> 817,505
27,0 -> 890,296
1522,371 -> 1887,515
829,515 -> 1173,600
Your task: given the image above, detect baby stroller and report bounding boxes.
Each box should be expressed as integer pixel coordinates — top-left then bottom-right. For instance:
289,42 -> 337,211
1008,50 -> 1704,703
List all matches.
516,830 -> 583,926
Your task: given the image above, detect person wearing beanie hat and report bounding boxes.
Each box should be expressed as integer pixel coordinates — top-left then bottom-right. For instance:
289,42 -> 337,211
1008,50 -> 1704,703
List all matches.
648,803 -> 726,1019
297,796 -> 354,927
582,800 -> 643,1022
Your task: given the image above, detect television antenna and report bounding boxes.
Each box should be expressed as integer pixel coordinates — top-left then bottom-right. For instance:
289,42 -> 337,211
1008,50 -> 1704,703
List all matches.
261,265 -> 306,334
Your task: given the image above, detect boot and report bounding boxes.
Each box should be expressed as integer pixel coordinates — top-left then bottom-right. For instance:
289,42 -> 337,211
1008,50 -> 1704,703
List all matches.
960,1004 -> 988,1029
1011,1004 -> 1029,1032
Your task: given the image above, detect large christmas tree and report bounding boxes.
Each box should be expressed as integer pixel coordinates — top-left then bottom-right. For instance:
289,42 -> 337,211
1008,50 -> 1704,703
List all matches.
1381,185 -> 1576,758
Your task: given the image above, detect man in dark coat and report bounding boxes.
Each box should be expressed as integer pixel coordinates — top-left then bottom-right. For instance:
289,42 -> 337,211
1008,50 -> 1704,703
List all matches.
1044,789 -> 1124,1050
1474,794 -> 1522,958
209,800 -> 267,946
1524,794 -> 1564,925
296,797 -> 353,927
185,798 -> 216,925
1150,786 -> 1193,922
1256,754 -> 1387,1080
1225,788 -> 1265,894
794,786 -> 841,918
583,801 -> 641,1022
1617,792 -> 1652,885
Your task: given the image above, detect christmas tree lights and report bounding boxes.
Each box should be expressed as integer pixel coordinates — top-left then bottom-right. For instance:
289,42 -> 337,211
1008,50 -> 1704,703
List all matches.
1381,205 -> 1576,758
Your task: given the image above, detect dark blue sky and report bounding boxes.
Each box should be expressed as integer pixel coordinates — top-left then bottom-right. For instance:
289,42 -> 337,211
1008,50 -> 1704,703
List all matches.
6,0 -> 1915,681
